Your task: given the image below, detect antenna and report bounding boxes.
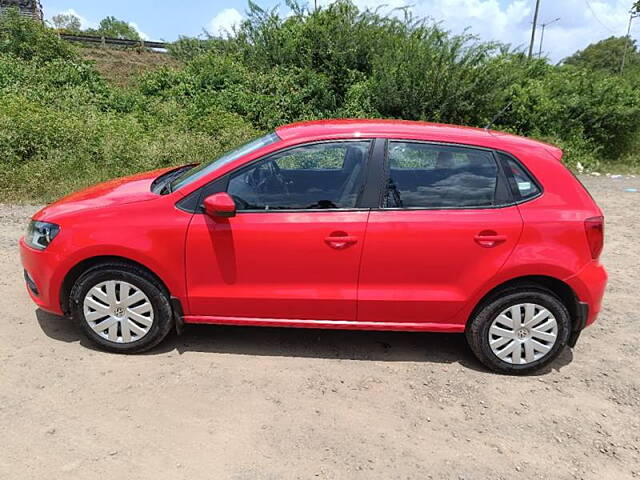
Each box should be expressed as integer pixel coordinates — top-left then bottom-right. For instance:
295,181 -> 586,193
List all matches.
484,101 -> 513,131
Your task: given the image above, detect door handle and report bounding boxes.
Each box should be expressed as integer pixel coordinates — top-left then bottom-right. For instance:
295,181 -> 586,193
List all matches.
324,235 -> 358,250
474,232 -> 507,248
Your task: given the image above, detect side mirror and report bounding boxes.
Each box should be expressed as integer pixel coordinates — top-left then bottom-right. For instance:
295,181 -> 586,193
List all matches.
203,192 -> 236,218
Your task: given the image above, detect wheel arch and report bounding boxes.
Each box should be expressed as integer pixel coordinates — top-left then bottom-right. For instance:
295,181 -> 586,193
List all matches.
59,255 -> 171,315
467,275 -> 581,330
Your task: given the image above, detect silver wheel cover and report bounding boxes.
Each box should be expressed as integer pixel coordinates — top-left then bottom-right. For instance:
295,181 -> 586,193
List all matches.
83,280 -> 154,344
489,303 -> 558,365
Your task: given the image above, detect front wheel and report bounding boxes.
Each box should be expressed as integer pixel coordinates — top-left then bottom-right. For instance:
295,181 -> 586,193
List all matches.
70,263 -> 174,353
466,287 -> 571,374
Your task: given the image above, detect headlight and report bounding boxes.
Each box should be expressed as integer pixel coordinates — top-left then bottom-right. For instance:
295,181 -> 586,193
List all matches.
25,221 -> 60,250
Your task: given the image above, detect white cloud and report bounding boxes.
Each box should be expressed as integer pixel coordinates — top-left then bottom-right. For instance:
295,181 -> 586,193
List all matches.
316,0 -> 640,62
128,22 -> 149,41
208,8 -> 244,37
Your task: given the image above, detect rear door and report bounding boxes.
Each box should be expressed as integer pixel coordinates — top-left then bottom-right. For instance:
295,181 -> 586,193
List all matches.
357,140 -> 523,326
185,140 -> 373,321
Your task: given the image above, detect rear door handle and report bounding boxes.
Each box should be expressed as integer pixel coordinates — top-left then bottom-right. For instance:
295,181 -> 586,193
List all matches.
325,235 -> 358,250
474,232 -> 507,248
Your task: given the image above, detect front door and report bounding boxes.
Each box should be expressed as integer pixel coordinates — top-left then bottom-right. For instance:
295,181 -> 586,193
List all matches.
357,140 -> 523,326
185,140 -> 372,321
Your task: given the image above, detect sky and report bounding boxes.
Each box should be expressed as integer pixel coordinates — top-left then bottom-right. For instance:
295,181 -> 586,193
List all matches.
42,0 -> 640,62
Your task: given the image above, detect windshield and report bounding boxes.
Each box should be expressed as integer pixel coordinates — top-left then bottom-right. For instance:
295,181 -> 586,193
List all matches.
169,133 -> 280,191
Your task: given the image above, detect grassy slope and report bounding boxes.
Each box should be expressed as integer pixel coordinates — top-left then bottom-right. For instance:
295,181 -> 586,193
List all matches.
0,47 -> 222,203
80,46 -> 181,87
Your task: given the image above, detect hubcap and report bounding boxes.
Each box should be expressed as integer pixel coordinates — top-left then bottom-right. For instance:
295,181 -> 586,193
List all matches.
83,280 -> 154,344
488,303 -> 558,365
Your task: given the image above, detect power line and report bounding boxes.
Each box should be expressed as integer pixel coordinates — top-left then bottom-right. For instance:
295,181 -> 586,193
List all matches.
583,0 -> 619,33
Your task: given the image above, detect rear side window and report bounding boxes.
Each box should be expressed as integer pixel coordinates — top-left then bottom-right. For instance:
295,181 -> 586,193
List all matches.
499,153 -> 541,201
384,142 -> 498,208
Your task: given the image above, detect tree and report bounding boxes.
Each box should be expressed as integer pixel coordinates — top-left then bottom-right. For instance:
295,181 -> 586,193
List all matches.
634,1 -> 640,14
564,36 -> 639,75
88,16 -> 141,40
51,13 -> 82,32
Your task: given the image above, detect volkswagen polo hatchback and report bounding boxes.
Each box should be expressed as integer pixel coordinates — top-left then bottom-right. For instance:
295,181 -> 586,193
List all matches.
20,120 -> 607,374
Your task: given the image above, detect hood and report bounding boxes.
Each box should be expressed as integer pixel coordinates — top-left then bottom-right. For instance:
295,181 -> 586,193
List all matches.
34,167 -> 175,222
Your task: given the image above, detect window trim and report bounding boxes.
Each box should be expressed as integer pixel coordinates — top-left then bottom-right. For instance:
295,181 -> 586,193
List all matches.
178,139 -> 378,214
170,132 -> 280,192
376,139 -> 514,211
176,138 -> 545,214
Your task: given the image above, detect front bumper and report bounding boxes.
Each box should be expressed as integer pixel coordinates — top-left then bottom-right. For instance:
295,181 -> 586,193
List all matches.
19,237 -> 65,315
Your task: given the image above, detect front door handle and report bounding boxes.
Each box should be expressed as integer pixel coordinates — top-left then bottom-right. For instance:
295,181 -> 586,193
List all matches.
474,231 -> 507,248
325,234 -> 358,250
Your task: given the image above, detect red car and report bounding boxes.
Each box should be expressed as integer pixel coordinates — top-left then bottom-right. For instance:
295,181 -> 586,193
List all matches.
20,120 -> 607,374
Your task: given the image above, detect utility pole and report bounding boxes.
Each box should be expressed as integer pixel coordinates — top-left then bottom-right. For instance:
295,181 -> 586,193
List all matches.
538,17 -> 560,58
620,8 -> 639,74
528,0 -> 542,58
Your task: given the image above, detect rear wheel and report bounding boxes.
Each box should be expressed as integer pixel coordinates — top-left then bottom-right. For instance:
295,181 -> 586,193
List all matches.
466,287 -> 570,374
70,263 -> 173,353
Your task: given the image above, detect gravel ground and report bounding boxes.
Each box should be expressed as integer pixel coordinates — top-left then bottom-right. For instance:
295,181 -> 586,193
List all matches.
0,175 -> 639,479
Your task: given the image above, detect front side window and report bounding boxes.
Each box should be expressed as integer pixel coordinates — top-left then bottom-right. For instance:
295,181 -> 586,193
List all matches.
384,142 -> 498,208
227,141 -> 371,211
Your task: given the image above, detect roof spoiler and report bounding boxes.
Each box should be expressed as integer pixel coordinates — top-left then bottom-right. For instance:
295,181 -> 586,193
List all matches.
544,146 -> 564,162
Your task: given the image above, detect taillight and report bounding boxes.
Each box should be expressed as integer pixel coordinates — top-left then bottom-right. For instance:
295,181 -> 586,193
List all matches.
584,216 -> 604,259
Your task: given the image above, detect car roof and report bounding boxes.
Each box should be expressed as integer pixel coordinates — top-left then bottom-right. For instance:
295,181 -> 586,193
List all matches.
275,119 -> 562,160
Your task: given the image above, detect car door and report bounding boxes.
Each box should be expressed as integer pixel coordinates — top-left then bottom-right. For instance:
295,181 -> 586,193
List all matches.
357,140 -> 523,326
185,140 -> 373,321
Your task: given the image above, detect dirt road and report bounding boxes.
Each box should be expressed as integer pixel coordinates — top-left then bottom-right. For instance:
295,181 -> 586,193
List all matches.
1,176 -> 639,479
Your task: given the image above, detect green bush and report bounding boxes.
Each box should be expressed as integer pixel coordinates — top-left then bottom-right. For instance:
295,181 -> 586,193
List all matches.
0,91 -> 258,201
0,7 -> 76,62
500,66 -> 640,163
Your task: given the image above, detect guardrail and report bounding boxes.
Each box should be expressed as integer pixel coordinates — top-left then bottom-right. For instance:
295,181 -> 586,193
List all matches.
59,33 -> 168,50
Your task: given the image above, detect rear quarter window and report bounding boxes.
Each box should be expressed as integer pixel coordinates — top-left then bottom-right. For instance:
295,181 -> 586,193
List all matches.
498,152 -> 541,201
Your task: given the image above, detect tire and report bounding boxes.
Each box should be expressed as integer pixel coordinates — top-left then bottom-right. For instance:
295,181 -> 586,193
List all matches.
465,285 -> 571,374
69,262 -> 174,353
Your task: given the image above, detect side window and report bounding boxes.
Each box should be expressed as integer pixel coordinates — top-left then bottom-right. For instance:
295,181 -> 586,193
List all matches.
384,142 -> 498,208
227,141 -> 371,211
499,153 -> 541,200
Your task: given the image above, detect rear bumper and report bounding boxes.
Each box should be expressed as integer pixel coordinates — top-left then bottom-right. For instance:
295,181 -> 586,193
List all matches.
19,237 -> 65,315
565,260 -> 607,331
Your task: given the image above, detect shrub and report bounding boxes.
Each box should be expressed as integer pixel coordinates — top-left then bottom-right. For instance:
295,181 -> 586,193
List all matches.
0,92 -> 258,201
500,66 -> 640,160
0,7 -> 76,62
